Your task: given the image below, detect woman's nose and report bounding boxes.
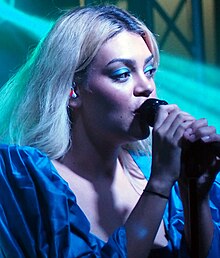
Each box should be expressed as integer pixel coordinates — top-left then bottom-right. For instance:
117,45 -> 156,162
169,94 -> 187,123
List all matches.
133,78 -> 155,97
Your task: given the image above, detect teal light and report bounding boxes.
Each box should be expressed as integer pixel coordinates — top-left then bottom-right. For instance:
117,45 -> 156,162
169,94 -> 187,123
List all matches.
0,1 -> 52,39
156,53 -> 220,133
0,1 -> 219,132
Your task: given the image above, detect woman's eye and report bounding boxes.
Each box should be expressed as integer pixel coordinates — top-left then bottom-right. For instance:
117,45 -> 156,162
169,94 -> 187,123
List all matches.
110,68 -> 131,81
144,65 -> 156,79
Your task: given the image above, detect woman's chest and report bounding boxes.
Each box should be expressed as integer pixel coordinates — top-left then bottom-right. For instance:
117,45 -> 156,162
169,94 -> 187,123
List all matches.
69,178 -> 168,248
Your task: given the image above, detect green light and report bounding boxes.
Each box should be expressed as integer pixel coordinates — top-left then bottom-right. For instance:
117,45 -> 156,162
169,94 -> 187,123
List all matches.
0,1 -> 52,39
155,53 -> 220,133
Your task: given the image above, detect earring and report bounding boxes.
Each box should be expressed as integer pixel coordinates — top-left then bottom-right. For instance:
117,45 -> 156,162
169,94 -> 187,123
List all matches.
69,82 -> 78,99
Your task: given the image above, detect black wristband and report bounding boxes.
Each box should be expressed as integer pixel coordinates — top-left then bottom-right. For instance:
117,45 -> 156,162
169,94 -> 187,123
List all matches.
143,188 -> 170,199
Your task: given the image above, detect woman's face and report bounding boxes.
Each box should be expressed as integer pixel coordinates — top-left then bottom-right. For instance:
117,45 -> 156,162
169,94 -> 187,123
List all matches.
79,31 -> 157,145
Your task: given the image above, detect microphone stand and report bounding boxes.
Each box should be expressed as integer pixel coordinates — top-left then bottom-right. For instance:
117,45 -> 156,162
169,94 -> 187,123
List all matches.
187,177 -> 200,258
183,141 -> 201,258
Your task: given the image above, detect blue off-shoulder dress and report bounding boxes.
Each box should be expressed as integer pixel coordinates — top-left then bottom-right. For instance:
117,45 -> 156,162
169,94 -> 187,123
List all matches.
0,144 -> 219,257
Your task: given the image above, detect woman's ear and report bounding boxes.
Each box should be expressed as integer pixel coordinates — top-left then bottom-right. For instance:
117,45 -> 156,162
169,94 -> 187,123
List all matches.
69,83 -> 82,109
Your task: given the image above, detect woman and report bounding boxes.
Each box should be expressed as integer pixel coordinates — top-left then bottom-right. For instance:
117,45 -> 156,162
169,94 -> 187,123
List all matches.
0,5 -> 219,258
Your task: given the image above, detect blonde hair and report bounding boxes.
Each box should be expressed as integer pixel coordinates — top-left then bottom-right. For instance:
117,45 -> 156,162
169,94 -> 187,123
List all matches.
0,5 -> 159,159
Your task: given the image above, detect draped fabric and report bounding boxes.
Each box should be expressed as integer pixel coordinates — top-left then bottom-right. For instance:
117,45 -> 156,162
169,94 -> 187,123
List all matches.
0,144 -> 127,257
0,144 -> 219,257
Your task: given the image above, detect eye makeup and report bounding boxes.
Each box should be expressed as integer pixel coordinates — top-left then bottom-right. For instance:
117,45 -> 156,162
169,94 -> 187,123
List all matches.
144,64 -> 156,78
109,67 -> 131,82
111,67 -> 130,77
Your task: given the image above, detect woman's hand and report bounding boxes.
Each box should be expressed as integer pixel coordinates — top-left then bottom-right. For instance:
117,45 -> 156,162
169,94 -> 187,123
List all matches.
177,119 -> 220,258
180,118 -> 220,198
149,104 -> 195,194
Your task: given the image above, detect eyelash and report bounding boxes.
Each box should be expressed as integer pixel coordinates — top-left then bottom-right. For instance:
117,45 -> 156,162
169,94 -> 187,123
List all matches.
111,68 -> 131,82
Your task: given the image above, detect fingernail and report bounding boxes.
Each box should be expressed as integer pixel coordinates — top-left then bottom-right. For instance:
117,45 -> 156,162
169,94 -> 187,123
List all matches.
201,136 -> 210,142
185,128 -> 193,134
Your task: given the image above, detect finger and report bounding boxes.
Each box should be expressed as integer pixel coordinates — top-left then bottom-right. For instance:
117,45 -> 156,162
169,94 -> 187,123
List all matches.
165,114 -> 194,145
190,118 -> 208,130
154,104 -> 179,130
184,118 -> 208,139
184,119 -> 217,142
173,121 -> 194,145
156,108 -> 195,142
184,118 -> 209,141
194,126 -> 216,142
201,132 -> 220,143
154,104 -> 194,132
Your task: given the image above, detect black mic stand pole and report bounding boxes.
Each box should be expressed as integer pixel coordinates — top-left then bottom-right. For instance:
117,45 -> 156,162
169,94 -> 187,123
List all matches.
183,142 -> 200,258
187,177 -> 200,258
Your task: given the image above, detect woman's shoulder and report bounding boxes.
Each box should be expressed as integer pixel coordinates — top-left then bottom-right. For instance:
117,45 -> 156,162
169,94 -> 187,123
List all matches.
0,143 -> 47,157
0,144 -> 97,257
0,143 -> 70,193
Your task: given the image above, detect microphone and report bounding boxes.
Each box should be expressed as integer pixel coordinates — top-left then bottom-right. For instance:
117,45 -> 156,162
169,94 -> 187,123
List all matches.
139,98 -> 220,156
139,98 -> 168,127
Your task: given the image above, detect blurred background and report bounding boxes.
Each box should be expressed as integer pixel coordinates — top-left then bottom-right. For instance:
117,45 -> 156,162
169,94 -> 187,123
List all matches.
0,0 -> 219,131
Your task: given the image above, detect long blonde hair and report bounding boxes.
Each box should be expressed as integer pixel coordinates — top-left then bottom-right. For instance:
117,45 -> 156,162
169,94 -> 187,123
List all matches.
0,5 -> 159,159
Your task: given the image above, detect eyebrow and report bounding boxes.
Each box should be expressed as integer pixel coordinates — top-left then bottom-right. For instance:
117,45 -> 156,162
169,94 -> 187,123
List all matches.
144,54 -> 154,65
106,54 -> 154,67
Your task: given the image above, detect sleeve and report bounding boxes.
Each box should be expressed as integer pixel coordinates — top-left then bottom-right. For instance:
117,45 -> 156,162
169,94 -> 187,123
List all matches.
131,152 -> 220,258
205,173 -> 220,257
164,174 -> 220,258
0,144 -> 127,258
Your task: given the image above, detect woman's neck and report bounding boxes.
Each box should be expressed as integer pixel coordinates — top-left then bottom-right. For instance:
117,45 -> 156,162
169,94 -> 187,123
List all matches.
62,119 -> 125,181
61,148 -> 120,181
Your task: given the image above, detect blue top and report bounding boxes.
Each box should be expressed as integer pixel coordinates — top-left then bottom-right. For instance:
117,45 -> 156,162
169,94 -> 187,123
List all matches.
0,144 -> 219,257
